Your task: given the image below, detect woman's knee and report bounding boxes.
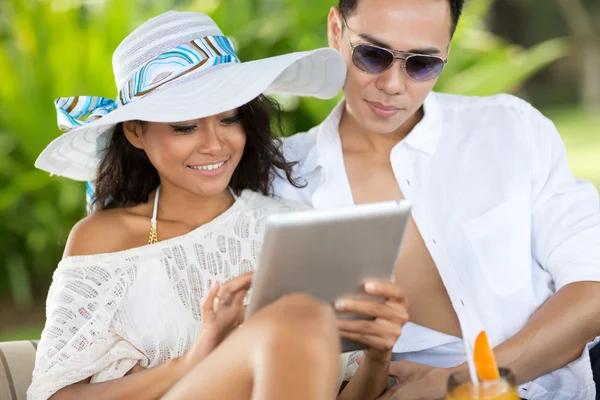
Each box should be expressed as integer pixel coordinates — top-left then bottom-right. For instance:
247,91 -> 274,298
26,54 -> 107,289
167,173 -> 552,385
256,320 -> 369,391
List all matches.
252,293 -> 339,350
274,293 -> 336,329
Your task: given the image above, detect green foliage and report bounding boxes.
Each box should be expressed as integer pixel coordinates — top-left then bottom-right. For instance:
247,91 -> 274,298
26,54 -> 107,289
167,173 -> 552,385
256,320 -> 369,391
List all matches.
0,0 -> 183,309
0,0 -> 568,308
435,0 -> 569,95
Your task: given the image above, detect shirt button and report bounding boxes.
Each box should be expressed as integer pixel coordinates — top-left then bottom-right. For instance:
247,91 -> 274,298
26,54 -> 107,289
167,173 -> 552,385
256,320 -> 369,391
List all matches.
432,238 -> 437,245
406,179 -> 411,186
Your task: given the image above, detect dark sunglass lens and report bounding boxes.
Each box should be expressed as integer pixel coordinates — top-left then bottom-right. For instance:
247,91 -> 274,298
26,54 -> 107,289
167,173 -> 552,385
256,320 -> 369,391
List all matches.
353,44 -> 394,74
405,56 -> 445,82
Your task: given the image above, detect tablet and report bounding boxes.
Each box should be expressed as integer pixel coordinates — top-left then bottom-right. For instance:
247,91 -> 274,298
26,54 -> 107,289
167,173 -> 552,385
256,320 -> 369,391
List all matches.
246,200 -> 412,352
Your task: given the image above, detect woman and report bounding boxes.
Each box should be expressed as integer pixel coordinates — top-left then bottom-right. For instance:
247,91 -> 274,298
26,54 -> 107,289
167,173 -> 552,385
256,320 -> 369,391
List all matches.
29,11 -> 408,400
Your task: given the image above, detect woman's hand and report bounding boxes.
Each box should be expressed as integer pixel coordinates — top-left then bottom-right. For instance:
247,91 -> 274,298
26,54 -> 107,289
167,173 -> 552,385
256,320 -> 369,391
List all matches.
335,280 -> 408,362
181,272 -> 253,369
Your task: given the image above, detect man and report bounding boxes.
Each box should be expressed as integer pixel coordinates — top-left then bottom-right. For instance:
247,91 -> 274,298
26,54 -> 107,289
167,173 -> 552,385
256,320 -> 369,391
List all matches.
272,0 -> 600,399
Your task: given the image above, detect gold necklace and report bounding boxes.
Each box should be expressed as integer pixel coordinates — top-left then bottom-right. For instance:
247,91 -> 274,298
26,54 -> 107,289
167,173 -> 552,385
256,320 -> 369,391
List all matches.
148,186 -> 160,244
148,220 -> 158,244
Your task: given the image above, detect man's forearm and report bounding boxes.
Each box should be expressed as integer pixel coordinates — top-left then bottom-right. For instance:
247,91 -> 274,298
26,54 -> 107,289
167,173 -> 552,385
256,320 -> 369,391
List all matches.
493,281 -> 600,384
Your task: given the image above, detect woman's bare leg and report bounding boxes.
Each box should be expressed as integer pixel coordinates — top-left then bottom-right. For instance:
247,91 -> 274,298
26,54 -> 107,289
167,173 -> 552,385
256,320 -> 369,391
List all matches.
162,293 -> 341,400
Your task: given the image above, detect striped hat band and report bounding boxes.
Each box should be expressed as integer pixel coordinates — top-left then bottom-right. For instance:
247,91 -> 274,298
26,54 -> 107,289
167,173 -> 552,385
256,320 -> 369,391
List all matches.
35,11 -> 347,182
55,35 -> 239,132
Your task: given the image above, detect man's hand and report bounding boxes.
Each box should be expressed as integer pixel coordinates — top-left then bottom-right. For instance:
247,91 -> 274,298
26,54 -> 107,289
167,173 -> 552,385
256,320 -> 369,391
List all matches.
335,280 -> 408,362
377,360 -> 451,400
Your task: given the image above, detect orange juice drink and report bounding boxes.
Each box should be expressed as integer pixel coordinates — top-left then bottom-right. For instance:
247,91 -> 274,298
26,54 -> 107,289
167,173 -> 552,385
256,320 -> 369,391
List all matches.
446,369 -> 519,400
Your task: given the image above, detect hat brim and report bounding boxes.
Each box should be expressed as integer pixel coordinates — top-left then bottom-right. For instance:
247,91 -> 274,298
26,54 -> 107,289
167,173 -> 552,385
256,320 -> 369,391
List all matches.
35,48 -> 346,181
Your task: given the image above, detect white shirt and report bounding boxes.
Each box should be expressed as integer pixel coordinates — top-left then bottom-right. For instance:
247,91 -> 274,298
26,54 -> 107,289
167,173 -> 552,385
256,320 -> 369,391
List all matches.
272,92 -> 600,399
29,191 -> 356,400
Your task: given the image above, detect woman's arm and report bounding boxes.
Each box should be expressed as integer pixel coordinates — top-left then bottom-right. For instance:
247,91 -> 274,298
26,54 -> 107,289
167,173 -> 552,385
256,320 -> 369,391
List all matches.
50,358 -> 188,400
338,353 -> 391,400
44,274 -> 253,400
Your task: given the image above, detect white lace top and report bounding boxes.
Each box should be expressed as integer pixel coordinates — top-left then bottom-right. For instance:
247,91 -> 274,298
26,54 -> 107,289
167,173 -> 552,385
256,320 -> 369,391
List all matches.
28,190 -> 358,400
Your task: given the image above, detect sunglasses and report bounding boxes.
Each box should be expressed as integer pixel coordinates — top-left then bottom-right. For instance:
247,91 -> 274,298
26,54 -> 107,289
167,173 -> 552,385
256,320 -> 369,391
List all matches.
342,17 -> 448,82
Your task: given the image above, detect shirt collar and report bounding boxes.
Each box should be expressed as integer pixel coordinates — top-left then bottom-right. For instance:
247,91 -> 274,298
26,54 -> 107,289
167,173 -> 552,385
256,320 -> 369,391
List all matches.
402,92 -> 443,156
301,92 -> 443,175
295,100 -> 345,176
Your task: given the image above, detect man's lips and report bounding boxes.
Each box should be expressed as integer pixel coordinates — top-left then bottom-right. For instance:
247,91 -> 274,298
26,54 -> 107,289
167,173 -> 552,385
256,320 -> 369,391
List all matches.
367,101 -> 402,118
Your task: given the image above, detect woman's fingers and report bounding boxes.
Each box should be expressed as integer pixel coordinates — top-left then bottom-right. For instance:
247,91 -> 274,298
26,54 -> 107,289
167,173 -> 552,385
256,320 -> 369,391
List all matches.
231,286 -> 249,306
215,272 -> 253,305
207,276 -> 251,329
202,280 -> 220,315
231,286 -> 250,321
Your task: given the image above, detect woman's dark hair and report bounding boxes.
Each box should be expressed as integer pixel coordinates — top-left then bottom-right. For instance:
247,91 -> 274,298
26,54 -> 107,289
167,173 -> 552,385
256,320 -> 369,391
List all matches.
91,95 -> 302,211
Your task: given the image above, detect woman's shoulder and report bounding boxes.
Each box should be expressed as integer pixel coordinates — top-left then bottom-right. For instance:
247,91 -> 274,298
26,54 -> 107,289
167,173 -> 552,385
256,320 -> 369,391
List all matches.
63,204 -> 152,258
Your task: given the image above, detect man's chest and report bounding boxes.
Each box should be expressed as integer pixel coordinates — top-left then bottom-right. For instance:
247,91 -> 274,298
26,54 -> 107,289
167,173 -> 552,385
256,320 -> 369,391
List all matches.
344,155 -> 403,204
343,155 -> 463,335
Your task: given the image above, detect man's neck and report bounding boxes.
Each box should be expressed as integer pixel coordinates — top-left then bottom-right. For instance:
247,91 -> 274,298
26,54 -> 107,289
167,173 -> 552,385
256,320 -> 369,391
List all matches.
338,105 -> 424,155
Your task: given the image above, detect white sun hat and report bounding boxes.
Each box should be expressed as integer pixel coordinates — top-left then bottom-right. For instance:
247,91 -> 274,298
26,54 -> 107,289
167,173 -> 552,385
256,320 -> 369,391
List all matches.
35,10 -> 346,181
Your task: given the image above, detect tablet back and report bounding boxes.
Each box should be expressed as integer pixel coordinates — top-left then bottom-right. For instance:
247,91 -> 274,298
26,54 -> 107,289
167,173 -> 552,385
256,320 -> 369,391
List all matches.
246,200 -> 412,352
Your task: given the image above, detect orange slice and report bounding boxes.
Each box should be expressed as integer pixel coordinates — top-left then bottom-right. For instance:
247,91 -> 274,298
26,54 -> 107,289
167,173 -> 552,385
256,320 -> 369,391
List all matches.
474,331 -> 500,381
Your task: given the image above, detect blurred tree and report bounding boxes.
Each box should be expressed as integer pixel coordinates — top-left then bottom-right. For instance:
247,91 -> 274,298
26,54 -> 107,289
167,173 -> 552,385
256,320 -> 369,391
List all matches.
489,0 -> 599,111
556,0 -> 600,115
433,0 -> 568,97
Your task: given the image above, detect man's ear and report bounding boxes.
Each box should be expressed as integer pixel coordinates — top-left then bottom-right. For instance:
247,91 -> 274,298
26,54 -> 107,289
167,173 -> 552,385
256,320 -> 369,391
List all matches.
327,7 -> 344,51
123,121 -> 144,150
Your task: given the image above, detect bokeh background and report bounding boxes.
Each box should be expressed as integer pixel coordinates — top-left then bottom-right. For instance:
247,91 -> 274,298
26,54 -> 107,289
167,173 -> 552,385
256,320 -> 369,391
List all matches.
0,0 -> 599,341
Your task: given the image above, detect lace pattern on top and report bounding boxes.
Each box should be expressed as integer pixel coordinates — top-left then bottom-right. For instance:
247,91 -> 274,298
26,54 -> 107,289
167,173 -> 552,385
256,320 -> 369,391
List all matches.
28,190 -> 358,399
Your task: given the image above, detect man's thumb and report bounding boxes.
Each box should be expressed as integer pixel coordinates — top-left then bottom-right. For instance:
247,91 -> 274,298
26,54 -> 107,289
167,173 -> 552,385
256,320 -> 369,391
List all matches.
388,359 -> 408,377
356,353 -> 365,365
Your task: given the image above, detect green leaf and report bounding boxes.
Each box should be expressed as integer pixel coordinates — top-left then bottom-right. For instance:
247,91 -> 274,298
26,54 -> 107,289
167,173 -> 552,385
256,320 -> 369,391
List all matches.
439,38 -> 570,96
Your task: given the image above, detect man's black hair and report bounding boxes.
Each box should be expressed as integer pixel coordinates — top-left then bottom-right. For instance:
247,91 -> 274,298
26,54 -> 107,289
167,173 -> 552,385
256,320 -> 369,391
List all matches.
339,0 -> 465,35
